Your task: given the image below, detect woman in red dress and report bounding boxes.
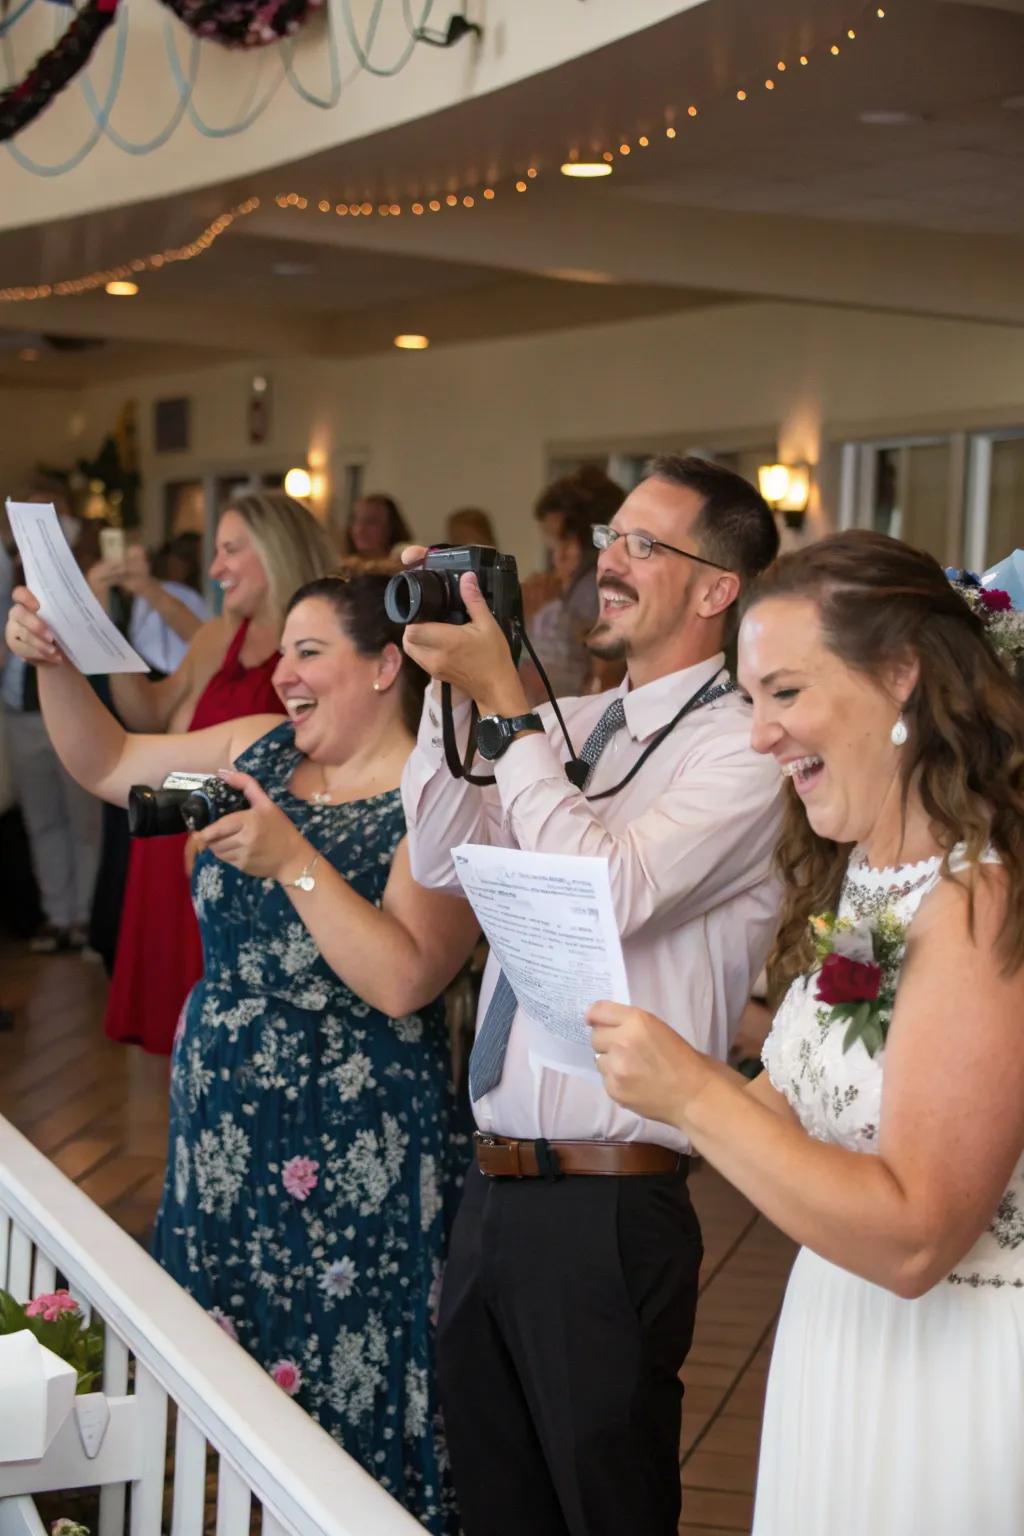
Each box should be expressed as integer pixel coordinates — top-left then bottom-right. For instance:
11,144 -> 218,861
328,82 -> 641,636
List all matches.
104,492 -> 335,1052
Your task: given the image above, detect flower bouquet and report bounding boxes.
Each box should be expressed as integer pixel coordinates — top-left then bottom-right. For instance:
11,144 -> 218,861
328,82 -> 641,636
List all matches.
945,549 -> 1024,678
0,1288 -> 104,1394
809,909 -> 907,1058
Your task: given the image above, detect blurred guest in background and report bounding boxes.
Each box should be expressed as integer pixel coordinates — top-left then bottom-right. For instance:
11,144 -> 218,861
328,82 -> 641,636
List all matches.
522,465 -> 626,701
445,507 -> 496,547
86,530 -> 211,969
0,486 -> 102,954
103,492 -> 334,1053
342,492 -> 411,559
89,531 -> 210,676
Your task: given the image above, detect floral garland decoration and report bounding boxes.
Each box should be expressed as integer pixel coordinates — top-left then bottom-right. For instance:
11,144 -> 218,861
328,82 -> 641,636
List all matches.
158,0 -> 323,49
808,909 -> 907,1058
0,0 -> 120,144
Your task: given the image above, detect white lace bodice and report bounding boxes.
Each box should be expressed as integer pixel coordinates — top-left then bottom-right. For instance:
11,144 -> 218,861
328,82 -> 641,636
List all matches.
763,851 -> 1024,1289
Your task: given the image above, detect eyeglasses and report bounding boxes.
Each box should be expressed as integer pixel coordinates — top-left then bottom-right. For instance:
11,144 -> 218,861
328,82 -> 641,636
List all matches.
591,524 -> 733,573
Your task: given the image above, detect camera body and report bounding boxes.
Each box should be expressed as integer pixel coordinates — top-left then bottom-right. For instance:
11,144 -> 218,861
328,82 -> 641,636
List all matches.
128,771 -> 248,837
384,545 -> 522,657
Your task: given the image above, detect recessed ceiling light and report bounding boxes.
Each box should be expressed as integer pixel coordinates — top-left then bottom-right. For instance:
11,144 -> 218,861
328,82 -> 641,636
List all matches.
394,334 -> 429,350
271,261 -> 317,277
858,109 -> 923,126
560,162 -> 613,178
105,280 -> 139,297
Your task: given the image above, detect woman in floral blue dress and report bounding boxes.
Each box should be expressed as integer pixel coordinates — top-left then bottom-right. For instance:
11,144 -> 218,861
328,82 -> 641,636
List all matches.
7,571 -> 479,1535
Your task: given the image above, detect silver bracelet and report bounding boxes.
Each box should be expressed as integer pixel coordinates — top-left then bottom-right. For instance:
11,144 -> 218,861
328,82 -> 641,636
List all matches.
279,853 -> 320,893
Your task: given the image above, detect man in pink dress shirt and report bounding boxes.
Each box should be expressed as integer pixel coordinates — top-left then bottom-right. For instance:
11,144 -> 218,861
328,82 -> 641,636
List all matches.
401,456 -> 784,1536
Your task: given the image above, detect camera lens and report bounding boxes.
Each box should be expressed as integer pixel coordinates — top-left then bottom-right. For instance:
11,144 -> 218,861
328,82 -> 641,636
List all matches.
127,785 -> 158,837
127,785 -> 191,837
384,570 -> 451,625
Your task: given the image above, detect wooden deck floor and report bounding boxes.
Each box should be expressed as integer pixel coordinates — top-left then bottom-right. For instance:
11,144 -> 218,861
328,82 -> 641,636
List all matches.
0,936 -> 796,1535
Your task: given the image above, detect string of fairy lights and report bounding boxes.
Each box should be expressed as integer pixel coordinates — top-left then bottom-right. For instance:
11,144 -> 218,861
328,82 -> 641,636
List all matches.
0,4 -> 889,305
0,199 -> 261,303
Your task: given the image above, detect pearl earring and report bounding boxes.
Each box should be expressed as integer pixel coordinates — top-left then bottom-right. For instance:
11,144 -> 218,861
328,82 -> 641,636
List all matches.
373,681 -> 381,692
890,714 -> 908,747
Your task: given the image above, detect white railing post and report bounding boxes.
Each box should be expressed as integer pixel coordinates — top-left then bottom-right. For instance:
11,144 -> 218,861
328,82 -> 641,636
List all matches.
0,1113 -> 426,1536
215,1460 -> 253,1536
170,1411 -> 207,1536
99,1333 -> 131,1536
129,1363 -> 168,1536
0,1498 -> 48,1536
7,1228 -> 32,1303
30,1253 -> 56,1296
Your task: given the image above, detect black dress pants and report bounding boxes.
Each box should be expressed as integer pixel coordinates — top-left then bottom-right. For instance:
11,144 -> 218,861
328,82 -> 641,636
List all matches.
438,1161 -> 702,1536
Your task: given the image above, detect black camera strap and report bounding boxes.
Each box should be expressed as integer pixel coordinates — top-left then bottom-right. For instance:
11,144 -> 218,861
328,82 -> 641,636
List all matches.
440,622 -> 586,787
440,623 -> 732,795
584,670 -> 734,802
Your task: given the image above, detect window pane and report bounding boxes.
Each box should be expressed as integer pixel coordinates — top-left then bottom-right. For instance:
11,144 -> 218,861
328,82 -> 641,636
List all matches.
986,438 -> 1024,568
872,444 -> 950,561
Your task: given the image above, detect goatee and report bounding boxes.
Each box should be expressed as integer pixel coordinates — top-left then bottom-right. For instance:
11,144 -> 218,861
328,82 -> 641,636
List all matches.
587,622 -> 628,663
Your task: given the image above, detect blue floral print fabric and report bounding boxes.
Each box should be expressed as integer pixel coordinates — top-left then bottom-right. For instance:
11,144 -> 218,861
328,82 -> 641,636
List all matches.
153,722 -> 467,1533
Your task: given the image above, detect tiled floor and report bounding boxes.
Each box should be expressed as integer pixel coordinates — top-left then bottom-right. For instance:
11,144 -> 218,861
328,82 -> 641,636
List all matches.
0,936 -> 796,1534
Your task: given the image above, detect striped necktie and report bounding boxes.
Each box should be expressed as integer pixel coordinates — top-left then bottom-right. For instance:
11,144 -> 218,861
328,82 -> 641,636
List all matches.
467,695 -> 628,1102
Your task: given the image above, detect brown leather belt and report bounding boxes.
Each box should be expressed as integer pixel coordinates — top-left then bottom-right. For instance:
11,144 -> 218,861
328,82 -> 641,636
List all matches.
473,1132 -> 688,1179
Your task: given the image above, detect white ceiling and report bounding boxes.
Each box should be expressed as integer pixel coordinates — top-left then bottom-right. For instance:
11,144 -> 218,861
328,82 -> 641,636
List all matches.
2,0 -> 1023,386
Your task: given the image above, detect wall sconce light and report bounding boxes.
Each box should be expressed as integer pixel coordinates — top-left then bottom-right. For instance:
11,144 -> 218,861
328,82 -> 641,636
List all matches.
284,466 -> 313,499
758,463 -> 811,528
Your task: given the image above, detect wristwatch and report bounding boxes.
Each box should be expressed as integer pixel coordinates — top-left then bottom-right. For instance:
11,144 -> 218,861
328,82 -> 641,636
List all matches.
476,712 -> 543,761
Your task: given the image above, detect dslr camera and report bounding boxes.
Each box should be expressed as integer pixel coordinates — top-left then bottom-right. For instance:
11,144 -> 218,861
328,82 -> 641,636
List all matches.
128,771 -> 247,838
384,545 -> 522,658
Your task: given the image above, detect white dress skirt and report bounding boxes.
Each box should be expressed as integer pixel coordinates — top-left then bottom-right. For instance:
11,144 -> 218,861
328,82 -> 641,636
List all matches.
753,852 -> 1024,1536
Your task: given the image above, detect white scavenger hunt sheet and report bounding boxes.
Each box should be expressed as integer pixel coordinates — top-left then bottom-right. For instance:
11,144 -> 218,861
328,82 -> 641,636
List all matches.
452,843 -> 631,1078
7,500 -> 148,674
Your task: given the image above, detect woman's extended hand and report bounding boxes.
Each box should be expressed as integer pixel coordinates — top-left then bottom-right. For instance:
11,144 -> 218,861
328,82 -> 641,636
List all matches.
4,586 -> 63,666
588,1001 -> 715,1128
191,769 -> 309,881
109,546 -> 156,599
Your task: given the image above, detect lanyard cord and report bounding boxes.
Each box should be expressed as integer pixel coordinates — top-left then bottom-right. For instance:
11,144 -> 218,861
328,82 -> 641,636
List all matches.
585,671 -> 734,802
441,632 -> 732,799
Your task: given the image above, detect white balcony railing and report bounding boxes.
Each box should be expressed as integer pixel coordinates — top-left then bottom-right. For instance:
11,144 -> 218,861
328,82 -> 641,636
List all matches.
0,1115 -> 423,1536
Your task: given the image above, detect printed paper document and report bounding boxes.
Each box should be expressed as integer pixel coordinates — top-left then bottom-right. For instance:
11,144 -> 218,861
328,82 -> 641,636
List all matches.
7,500 -> 148,674
452,843 -> 630,1077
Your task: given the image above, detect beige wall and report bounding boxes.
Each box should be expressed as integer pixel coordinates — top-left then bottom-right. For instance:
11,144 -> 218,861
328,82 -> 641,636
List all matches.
1,385 -> 81,503
24,298 -> 1024,571
2,0 -> 696,231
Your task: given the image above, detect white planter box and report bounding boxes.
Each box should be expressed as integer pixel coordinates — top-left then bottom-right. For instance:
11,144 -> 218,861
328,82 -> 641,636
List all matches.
0,1335 -> 76,1463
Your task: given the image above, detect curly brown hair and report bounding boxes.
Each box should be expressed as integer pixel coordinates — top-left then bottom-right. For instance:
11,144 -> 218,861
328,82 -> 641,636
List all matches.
743,531 -> 1024,1001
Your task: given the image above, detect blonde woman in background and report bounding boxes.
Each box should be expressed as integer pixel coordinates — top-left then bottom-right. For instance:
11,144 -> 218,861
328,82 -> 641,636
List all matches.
105,492 -> 335,1053
445,507 -> 496,547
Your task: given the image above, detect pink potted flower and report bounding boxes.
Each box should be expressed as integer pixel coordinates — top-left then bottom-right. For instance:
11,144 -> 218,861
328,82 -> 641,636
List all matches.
26,1290 -> 80,1323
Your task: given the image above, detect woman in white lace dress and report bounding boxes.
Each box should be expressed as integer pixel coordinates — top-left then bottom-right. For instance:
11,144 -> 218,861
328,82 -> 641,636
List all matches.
589,530 -> 1024,1535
